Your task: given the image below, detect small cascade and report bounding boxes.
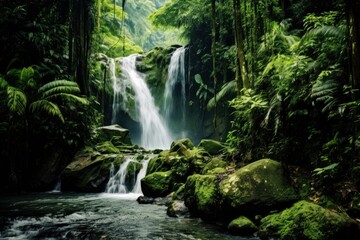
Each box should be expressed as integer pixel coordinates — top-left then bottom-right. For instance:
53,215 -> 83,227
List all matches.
105,156 -> 150,194
116,54 -> 172,149
51,177 -> 61,193
163,47 -> 187,139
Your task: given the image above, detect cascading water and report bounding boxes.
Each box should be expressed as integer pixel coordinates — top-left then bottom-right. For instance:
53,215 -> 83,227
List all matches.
112,54 -> 172,149
105,156 -> 150,194
163,47 -> 187,139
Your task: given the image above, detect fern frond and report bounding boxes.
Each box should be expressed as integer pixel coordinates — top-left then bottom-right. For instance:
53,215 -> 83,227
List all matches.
45,93 -> 89,105
7,86 -> 27,116
30,100 -> 64,123
41,86 -> 81,99
0,77 -> 9,90
38,80 -> 79,93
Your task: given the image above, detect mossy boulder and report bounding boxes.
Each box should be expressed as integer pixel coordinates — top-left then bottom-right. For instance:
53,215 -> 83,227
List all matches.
202,157 -> 228,174
207,167 -> 227,175
95,141 -> 120,154
61,148 -> 124,192
228,216 -> 258,235
259,200 -> 360,240
170,138 -> 195,152
184,174 -> 220,220
93,125 -> 131,145
198,139 -> 226,155
146,153 -> 172,175
219,159 -> 298,215
141,170 -> 173,197
125,161 -> 143,186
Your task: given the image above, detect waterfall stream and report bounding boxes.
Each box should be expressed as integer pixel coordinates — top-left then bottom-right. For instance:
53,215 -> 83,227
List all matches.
111,54 -> 172,150
105,156 -> 150,194
163,47 -> 187,139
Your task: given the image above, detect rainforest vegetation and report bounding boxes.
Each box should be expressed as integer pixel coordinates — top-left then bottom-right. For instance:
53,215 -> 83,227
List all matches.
0,0 -> 359,238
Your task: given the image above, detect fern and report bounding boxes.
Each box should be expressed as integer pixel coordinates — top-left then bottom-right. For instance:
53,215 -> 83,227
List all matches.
38,80 -> 88,105
30,100 -> 65,123
7,86 -> 27,116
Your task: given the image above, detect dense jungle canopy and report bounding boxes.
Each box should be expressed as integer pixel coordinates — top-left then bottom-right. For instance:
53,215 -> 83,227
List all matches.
0,0 -> 359,238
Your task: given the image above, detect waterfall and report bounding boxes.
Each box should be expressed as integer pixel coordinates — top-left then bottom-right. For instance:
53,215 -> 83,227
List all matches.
112,54 -> 172,149
50,177 -> 61,193
163,47 -> 187,139
105,156 -> 150,194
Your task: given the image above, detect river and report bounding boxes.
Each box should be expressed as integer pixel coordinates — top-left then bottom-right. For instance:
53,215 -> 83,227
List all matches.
0,193 -> 259,240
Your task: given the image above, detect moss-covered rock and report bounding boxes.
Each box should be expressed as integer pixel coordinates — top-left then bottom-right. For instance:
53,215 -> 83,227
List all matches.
141,170 -> 173,197
198,139 -> 226,155
219,159 -> 298,215
170,138 -> 195,152
95,141 -> 120,154
92,125 -> 131,145
207,167 -> 228,175
202,157 -> 228,174
125,161 -> 142,186
228,216 -> 258,235
184,174 -> 220,220
146,153 -> 172,175
172,183 -> 186,200
259,200 -> 360,240
61,148 -> 124,192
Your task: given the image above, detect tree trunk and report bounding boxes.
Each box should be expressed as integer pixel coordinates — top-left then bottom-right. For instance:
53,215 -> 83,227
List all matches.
233,0 -> 250,90
211,0 -> 218,128
347,0 -> 360,90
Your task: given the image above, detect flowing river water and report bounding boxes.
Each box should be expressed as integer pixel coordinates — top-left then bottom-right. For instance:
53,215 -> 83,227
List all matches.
0,193 -> 259,240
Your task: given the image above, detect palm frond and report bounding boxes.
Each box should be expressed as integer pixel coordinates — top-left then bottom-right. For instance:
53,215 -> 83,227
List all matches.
207,80 -> 237,110
30,100 -> 64,123
41,85 -> 81,99
7,86 -> 27,116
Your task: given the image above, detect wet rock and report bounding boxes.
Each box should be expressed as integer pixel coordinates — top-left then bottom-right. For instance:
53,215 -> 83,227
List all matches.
141,170 -> 173,197
202,157 -> 228,174
137,195 -> 154,204
95,141 -> 120,154
167,200 -> 190,217
228,216 -> 258,235
61,148 -> 124,192
93,125 -> 131,146
219,159 -> 298,216
259,200 -> 360,240
198,139 -> 226,155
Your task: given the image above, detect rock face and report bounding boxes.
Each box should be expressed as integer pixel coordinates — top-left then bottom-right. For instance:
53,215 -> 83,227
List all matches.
219,159 -> 298,215
202,157 -> 228,174
167,200 -> 189,217
61,148 -> 123,192
92,125 -> 131,146
259,200 -> 360,240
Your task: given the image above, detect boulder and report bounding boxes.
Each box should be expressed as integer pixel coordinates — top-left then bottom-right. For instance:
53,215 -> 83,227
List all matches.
207,167 -> 227,175
184,174 -> 220,220
259,200 -> 360,240
141,170 -> 173,197
146,153 -> 172,175
137,195 -> 154,204
219,159 -> 298,215
167,200 -> 190,217
93,125 -> 131,145
61,148 -> 124,192
170,138 -> 195,152
228,216 -> 258,235
198,139 -> 226,155
95,141 -> 120,154
202,157 -> 228,174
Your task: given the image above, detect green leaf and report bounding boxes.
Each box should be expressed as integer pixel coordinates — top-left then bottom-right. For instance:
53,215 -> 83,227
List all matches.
30,100 -> 64,123
7,87 -> 27,116
20,67 -> 34,83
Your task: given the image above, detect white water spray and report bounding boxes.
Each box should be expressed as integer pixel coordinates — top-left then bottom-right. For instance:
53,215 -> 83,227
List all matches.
105,156 -> 150,194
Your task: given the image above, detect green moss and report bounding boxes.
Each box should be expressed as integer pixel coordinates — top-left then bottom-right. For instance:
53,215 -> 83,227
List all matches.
198,139 -> 226,155
219,159 -> 298,212
228,216 -> 258,235
173,183 -> 185,200
195,175 -> 218,212
260,200 -> 359,240
94,141 -> 120,154
202,157 -> 228,174
207,167 -> 227,175
141,170 -> 173,197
